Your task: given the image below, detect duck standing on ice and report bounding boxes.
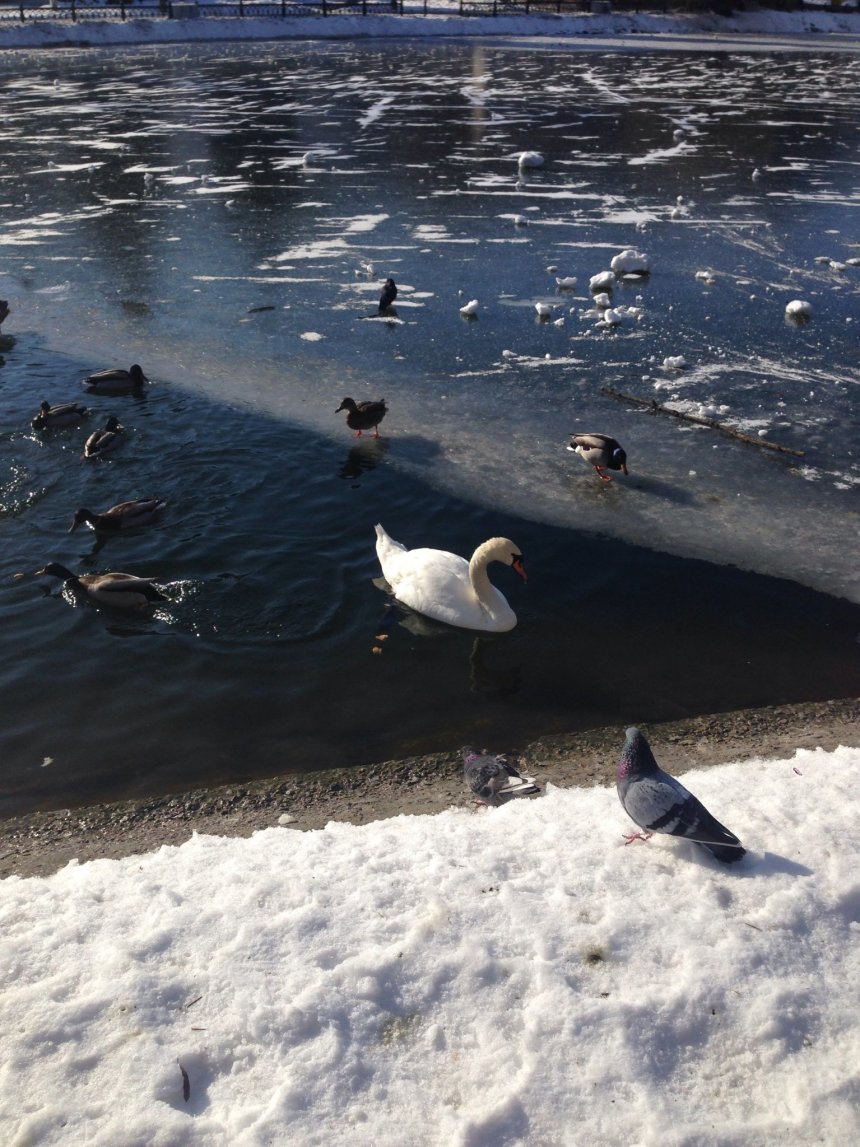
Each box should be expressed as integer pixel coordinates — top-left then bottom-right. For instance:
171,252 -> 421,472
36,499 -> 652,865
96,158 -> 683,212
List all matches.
568,433 -> 628,481
336,397 -> 387,438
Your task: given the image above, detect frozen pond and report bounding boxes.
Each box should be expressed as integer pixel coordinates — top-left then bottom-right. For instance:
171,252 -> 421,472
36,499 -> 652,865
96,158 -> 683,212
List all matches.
1,40 -> 858,815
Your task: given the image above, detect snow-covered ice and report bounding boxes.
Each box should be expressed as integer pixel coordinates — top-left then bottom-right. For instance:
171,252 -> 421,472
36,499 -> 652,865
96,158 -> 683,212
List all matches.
1,745 -> 858,1145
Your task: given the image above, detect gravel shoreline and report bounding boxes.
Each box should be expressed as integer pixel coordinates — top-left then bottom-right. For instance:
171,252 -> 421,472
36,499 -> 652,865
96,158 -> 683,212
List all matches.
2,697 -> 857,880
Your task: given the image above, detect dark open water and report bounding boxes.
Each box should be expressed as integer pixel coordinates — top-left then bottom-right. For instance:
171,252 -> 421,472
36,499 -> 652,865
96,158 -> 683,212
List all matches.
1,41 -> 858,818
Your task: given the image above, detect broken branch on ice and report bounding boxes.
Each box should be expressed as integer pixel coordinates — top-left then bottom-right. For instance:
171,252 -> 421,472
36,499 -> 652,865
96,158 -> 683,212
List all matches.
602,386 -> 805,457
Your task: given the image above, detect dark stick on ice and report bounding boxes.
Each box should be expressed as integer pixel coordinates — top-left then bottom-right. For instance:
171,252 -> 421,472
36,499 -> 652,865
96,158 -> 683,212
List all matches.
602,385 -> 805,457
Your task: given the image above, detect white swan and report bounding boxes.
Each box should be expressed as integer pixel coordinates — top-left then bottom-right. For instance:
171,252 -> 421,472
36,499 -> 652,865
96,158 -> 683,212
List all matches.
374,524 -> 526,633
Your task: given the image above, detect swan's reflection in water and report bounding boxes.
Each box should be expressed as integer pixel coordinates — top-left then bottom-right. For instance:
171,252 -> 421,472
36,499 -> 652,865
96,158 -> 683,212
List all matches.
468,635 -> 521,696
374,600 -> 522,697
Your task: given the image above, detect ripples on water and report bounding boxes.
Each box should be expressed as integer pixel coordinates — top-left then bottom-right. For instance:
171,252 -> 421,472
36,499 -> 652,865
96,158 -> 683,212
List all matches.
0,42 -> 858,816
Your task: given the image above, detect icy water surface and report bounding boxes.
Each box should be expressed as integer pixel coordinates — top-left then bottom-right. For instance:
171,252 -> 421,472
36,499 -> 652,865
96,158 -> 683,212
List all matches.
1,41 -> 858,816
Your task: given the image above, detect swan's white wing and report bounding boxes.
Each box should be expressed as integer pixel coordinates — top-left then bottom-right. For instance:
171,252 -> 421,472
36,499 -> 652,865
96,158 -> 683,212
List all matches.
385,549 -> 515,632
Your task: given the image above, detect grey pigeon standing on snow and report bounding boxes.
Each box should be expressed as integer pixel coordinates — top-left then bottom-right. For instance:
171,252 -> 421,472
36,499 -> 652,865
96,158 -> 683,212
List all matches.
617,727 -> 745,863
462,747 -> 539,806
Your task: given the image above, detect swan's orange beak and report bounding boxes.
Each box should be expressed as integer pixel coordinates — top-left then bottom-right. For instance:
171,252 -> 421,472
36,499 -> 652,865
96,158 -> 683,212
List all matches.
512,556 -> 527,583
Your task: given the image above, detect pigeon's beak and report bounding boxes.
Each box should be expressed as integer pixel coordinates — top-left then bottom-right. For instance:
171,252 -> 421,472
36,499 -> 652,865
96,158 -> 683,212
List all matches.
512,556 -> 527,583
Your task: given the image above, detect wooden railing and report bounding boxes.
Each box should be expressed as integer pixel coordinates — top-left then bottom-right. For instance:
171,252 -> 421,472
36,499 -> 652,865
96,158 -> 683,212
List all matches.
0,0 -> 403,21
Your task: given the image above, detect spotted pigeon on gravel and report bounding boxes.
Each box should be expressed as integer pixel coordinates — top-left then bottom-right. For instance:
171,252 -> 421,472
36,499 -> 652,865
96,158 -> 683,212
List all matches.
462,747 -> 539,806
617,726 -> 745,863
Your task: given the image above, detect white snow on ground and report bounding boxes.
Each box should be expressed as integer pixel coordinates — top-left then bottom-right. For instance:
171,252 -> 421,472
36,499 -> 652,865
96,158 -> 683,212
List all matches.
1,745 -> 859,1145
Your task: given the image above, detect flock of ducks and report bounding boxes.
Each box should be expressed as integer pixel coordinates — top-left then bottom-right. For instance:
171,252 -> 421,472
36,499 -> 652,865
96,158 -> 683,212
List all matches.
32,264 -> 629,631
32,363 -> 173,611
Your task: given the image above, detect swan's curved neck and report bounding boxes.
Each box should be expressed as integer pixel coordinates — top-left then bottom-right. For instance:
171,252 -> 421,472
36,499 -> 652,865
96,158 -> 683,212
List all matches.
468,544 -> 499,608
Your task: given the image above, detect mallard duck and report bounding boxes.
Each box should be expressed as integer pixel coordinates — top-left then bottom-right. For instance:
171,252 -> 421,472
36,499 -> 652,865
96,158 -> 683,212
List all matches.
336,397 -> 387,438
36,562 -> 168,610
84,416 -> 124,459
374,523 -> 526,633
31,400 -> 92,430
378,278 -> 398,314
568,433 -> 628,481
82,364 -> 148,394
69,498 -> 167,533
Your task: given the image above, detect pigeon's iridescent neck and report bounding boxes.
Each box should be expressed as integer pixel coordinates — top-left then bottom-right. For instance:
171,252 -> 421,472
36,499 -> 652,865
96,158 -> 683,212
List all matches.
617,753 -> 634,781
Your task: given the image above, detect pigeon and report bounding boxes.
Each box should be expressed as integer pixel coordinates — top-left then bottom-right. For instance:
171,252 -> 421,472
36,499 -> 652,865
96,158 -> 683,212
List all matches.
617,727 -> 746,864
462,747 -> 539,806
378,278 -> 398,314
567,433 -> 628,481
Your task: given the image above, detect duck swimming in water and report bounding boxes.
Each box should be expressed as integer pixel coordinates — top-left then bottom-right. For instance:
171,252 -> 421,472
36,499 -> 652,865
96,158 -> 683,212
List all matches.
83,416 -> 124,459
69,498 -> 167,533
36,562 -> 168,611
82,364 -> 148,394
31,400 -> 92,430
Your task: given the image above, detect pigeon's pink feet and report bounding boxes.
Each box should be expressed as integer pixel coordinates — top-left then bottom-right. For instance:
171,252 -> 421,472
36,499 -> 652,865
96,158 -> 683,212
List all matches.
623,831 -> 653,845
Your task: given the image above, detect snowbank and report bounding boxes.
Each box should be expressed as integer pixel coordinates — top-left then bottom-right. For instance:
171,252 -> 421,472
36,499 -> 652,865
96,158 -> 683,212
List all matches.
1,745 -> 858,1145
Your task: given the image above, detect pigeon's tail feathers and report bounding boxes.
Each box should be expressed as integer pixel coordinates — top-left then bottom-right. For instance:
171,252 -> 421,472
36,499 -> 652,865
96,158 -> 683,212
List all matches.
687,803 -> 746,863
500,776 -> 540,797
482,774 -> 540,802
700,838 -> 746,864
